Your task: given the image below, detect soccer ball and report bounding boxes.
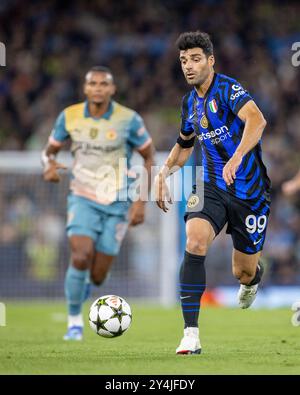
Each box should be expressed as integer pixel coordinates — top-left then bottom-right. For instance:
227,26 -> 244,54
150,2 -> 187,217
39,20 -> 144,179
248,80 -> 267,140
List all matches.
89,295 -> 132,338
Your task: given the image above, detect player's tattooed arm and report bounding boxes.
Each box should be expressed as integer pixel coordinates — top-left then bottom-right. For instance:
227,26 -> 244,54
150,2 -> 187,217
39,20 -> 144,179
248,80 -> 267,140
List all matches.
42,143 -> 67,183
155,133 -> 194,212
223,101 -> 267,186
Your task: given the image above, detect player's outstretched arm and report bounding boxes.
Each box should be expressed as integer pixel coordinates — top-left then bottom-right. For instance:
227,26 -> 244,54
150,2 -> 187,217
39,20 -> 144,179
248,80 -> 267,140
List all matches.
41,143 -> 67,183
155,133 -> 195,212
282,169 -> 300,196
222,100 -> 267,186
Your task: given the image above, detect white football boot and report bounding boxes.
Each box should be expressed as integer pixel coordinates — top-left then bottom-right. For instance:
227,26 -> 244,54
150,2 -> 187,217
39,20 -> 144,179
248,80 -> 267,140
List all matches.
238,263 -> 264,309
176,327 -> 201,355
63,314 -> 83,340
63,326 -> 83,341
237,284 -> 258,309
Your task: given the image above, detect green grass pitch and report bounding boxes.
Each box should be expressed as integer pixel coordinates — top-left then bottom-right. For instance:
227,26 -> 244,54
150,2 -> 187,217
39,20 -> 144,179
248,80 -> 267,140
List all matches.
0,302 -> 300,375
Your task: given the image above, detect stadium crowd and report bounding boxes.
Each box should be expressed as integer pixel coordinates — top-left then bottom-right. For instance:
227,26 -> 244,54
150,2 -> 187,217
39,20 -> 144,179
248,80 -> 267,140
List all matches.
0,0 -> 299,288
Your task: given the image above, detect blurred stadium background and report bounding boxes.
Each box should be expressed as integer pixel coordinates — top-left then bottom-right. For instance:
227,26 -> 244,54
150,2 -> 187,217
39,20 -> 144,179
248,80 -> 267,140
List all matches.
0,0 -> 299,307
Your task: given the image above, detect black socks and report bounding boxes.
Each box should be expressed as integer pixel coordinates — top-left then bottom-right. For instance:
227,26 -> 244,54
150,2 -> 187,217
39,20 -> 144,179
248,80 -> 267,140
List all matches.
179,251 -> 206,328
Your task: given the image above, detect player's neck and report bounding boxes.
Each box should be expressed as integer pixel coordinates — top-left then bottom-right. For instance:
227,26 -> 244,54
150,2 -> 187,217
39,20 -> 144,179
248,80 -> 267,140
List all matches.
88,102 -> 110,118
195,70 -> 214,98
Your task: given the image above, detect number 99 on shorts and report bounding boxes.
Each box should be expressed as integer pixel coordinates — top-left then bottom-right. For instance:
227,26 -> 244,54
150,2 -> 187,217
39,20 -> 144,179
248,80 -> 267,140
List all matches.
245,215 -> 267,234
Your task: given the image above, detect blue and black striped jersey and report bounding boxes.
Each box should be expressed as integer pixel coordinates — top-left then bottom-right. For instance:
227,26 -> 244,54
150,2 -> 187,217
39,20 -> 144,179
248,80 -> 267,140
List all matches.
181,73 -> 271,201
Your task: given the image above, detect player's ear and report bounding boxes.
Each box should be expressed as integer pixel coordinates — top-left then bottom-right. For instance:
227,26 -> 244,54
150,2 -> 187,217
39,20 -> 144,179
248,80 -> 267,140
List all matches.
111,83 -> 116,95
208,55 -> 215,67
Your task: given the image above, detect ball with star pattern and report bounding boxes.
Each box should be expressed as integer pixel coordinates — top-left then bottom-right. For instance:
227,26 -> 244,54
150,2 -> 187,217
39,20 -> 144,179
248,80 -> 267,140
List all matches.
89,295 -> 132,338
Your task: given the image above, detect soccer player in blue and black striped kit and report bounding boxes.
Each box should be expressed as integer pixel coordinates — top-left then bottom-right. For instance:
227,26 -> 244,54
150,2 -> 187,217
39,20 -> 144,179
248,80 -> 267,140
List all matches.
155,31 -> 271,354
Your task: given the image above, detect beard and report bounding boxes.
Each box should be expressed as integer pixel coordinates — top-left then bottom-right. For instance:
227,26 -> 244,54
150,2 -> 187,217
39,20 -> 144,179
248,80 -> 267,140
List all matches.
186,76 -> 202,85
186,70 -> 211,88
185,73 -> 206,86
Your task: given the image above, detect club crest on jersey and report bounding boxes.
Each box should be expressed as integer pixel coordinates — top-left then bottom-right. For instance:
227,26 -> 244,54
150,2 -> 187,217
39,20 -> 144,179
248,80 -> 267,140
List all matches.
89,128 -> 99,139
106,129 -> 117,140
200,115 -> 208,129
209,99 -> 218,113
187,194 -> 200,209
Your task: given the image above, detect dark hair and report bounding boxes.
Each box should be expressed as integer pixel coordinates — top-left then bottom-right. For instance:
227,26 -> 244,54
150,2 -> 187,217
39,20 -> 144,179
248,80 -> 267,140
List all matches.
176,31 -> 213,57
86,66 -> 114,82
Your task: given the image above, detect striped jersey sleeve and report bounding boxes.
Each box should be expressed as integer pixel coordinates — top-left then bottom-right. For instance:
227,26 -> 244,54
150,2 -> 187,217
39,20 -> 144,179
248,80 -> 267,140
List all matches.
224,80 -> 252,115
180,93 -> 195,136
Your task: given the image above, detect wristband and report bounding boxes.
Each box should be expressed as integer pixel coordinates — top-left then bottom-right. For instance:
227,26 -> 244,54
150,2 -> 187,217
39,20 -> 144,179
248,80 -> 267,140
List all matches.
176,135 -> 195,148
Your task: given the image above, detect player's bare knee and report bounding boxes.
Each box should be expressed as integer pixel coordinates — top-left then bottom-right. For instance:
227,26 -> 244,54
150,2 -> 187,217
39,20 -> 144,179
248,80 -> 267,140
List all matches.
72,250 -> 93,270
186,236 -> 209,255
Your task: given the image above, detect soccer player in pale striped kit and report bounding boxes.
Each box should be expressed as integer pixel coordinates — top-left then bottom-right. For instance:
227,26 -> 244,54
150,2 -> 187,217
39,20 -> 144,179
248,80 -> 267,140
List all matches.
42,66 -> 154,340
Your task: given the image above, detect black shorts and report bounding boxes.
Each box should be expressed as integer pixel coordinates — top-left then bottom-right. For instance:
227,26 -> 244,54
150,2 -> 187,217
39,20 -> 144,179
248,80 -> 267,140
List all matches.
184,183 -> 271,254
